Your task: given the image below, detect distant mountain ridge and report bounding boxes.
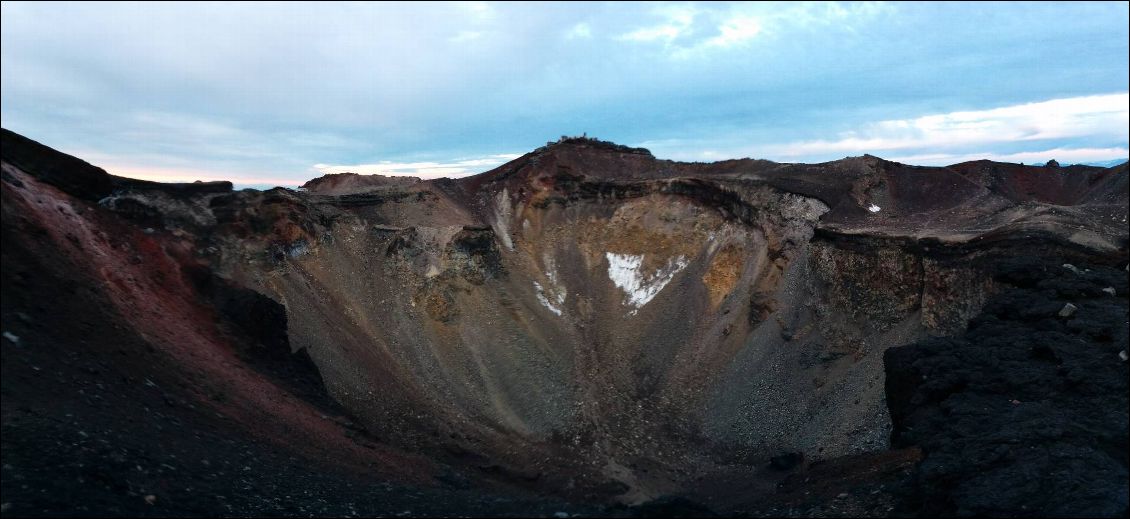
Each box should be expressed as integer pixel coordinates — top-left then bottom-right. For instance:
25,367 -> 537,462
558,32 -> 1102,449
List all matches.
1028,158 -> 1128,168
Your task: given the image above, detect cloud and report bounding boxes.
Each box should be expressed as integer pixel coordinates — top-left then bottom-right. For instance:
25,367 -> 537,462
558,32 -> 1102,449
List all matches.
785,1 -> 894,30
312,153 -> 521,180
619,25 -> 683,42
460,1 -> 496,21
640,93 -> 1129,166
619,2 -> 893,55
617,4 -> 698,43
703,15 -> 763,48
565,22 -> 592,40
887,147 -> 1130,166
762,93 -> 1129,159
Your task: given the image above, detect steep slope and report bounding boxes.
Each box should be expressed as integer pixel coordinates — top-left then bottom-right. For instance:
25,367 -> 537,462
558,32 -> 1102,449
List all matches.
2,130 -> 1127,515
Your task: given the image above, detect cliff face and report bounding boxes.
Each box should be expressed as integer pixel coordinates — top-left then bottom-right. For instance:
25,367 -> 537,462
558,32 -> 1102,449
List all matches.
2,129 -> 1126,515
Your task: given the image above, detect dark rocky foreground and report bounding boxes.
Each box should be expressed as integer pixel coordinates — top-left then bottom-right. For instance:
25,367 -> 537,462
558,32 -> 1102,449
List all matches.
2,129 -> 1127,517
886,258 -> 1129,517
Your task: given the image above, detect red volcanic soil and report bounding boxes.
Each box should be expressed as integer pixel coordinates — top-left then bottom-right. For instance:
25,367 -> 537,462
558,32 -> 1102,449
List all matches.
0,166 -> 593,517
945,159 -> 1118,205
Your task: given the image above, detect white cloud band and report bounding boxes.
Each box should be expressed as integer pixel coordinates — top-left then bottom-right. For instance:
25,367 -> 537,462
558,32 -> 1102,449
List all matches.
767,93 -> 1129,159
312,153 -> 521,179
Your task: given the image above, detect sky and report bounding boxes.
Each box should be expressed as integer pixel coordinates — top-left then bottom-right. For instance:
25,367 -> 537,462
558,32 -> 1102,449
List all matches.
1,1 -> 1128,188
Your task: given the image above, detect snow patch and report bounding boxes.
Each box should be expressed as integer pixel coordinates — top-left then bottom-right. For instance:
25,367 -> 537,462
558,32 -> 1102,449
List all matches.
534,281 -> 564,316
605,252 -> 689,313
533,255 -> 568,316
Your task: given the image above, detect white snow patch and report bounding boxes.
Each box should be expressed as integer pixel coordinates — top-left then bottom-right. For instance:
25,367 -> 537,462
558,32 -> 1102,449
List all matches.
605,252 -> 689,313
534,281 -> 564,316
867,204 -> 881,213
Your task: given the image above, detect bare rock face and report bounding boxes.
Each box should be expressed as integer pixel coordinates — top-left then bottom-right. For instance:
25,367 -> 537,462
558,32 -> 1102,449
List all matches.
301,172 -> 422,195
2,128 -> 1126,516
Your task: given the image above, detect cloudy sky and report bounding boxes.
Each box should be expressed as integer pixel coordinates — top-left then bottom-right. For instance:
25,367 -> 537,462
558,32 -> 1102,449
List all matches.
2,1 -> 1127,188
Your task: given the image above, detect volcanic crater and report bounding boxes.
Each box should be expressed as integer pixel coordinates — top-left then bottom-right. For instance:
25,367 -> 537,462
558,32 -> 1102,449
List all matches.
1,130 -> 1126,517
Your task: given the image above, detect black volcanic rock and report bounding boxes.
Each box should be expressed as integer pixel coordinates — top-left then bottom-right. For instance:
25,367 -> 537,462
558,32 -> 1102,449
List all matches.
769,451 -> 805,471
114,177 -> 233,196
885,258 -> 1129,517
1,128 -> 115,200
629,496 -> 717,517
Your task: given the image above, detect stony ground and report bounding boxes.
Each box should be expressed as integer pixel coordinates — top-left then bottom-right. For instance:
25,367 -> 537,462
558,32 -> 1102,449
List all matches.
886,258 -> 1129,517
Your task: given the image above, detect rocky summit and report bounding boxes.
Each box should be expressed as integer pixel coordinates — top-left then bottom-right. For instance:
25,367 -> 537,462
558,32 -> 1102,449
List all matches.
1,129 -> 1126,517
